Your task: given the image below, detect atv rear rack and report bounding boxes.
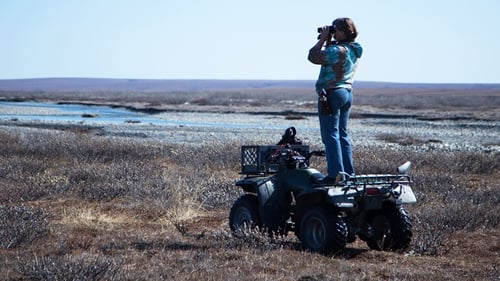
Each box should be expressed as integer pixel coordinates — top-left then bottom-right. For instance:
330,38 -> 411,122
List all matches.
348,174 -> 412,186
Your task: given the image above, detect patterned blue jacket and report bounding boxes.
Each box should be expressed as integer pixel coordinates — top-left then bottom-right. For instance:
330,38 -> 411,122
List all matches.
308,41 -> 363,93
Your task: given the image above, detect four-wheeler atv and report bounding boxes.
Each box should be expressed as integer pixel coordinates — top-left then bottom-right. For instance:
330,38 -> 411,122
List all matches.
229,132 -> 417,254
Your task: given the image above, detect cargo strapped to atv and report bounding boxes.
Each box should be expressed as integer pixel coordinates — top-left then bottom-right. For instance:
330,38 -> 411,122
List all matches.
240,145 -> 310,175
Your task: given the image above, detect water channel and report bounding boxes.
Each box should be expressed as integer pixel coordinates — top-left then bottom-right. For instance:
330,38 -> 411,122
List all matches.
0,101 -> 498,151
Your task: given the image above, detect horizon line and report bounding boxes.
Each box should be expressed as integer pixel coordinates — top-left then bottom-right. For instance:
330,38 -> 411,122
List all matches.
1,77 -> 500,85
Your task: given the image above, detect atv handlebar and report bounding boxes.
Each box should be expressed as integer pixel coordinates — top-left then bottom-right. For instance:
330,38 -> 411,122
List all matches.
307,150 -> 325,159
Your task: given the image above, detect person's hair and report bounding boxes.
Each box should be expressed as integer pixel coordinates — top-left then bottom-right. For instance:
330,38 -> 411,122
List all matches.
333,17 -> 358,42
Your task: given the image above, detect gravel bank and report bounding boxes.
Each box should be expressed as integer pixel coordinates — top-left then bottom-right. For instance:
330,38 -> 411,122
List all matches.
0,102 -> 498,153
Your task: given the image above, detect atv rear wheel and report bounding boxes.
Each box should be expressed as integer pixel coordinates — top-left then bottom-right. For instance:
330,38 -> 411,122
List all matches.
298,206 -> 347,254
229,194 -> 261,235
365,205 -> 412,251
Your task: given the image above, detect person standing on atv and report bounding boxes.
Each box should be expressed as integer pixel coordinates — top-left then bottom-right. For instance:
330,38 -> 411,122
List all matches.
308,17 -> 363,183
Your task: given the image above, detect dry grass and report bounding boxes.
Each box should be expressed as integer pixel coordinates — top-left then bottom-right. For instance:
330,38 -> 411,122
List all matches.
0,126 -> 498,280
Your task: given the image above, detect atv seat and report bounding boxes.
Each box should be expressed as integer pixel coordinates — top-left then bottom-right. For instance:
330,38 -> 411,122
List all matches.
310,172 -> 328,185
312,172 -> 347,186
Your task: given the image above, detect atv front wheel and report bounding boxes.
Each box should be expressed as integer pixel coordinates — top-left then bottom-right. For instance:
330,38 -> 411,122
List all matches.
298,206 -> 347,254
229,194 -> 261,235
365,205 -> 412,251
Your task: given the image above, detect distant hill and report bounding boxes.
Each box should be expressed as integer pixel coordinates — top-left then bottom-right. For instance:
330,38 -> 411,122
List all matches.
0,78 -> 499,92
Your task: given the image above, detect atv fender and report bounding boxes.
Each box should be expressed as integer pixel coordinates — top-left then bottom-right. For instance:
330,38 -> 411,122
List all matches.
295,188 -> 357,219
295,189 -> 328,221
236,177 -> 280,210
327,188 -> 357,208
397,184 -> 417,204
236,176 -> 291,233
235,177 -> 270,194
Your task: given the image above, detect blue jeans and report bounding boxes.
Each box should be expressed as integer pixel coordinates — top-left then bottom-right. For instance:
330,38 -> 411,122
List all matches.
318,88 -> 354,178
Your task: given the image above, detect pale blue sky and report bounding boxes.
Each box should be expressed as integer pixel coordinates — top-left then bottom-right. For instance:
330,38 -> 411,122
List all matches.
1,0 -> 499,83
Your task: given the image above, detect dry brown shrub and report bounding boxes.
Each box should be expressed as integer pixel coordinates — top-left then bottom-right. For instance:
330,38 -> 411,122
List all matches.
0,129 -> 498,280
0,205 -> 49,249
16,255 -> 119,281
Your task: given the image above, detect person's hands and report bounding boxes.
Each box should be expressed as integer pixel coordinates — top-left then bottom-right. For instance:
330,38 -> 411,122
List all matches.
318,26 -> 332,42
310,25 -> 332,54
